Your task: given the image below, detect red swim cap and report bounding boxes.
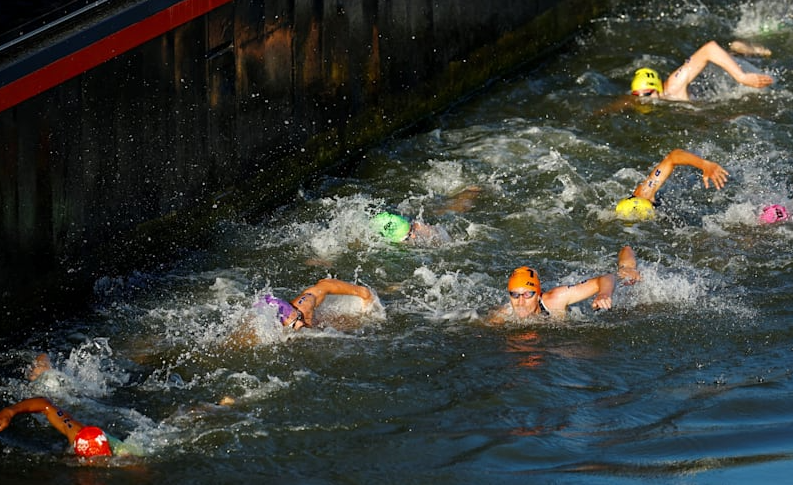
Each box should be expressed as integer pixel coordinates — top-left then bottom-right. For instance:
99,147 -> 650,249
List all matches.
73,426 -> 112,457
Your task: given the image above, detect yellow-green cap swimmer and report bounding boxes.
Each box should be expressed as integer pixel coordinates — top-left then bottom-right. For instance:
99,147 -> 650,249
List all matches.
615,197 -> 655,221
371,212 -> 411,242
631,68 -> 663,95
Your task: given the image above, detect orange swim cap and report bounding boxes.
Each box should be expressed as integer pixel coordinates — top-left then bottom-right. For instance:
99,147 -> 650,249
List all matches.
73,426 -> 112,457
508,266 -> 541,293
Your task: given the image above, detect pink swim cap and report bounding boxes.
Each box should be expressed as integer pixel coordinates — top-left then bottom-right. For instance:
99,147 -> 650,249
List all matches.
759,204 -> 789,224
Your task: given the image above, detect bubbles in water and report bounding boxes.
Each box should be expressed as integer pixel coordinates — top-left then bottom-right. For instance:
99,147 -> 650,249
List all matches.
734,0 -> 791,37
28,339 -> 129,400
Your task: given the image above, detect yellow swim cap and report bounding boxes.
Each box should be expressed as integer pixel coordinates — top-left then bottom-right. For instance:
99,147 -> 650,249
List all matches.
508,266 -> 541,294
631,68 -> 663,95
615,197 -> 655,221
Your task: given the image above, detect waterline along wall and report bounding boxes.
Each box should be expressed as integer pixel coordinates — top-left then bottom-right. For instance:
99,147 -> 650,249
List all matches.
0,0 -> 610,325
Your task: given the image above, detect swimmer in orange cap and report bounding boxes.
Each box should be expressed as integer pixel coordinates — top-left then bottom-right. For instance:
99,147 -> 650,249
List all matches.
489,246 -> 640,323
631,41 -> 773,102
615,149 -> 729,221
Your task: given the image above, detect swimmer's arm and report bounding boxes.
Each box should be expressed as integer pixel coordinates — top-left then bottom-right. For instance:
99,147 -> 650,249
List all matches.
593,95 -> 634,117
664,41 -> 774,100
297,279 -> 373,308
0,397 -> 85,444
693,40 -> 774,88
664,149 -> 729,190
544,274 -> 617,312
633,149 -> 728,200
617,246 -> 641,284
729,40 -> 772,57
665,41 -> 773,98
632,153 -> 677,202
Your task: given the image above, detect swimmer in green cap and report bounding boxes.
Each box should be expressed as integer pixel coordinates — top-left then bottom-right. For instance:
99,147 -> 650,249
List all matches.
615,149 -> 729,221
370,211 -> 451,245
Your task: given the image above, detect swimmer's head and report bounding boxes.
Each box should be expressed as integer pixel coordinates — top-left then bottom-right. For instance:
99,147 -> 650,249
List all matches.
73,426 -> 112,457
759,204 -> 789,224
615,197 -> 656,221
371,212 -> 411,242
255,294 -> 296,325
508,266 -> 541,294
631,68 -> 663,96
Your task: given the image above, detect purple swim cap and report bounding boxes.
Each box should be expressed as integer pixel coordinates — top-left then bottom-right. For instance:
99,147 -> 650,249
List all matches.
759,204 -> 789,224
254,294 -> 295,324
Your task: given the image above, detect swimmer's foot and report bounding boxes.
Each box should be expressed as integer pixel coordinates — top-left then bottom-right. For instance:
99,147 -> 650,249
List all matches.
27,353 -> 52,381
218,396 -> 235,406
729,40 -> 772,57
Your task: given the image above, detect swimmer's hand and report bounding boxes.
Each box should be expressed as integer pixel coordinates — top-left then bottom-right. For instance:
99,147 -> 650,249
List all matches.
591,294 -> 612,311
700,162 -> 729,190
618,266 -> 641,286
738,71 -> 774,89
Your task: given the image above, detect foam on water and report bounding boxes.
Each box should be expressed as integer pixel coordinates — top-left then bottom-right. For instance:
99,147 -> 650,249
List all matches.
22,339 -> 128,401
734,0 -> 791,37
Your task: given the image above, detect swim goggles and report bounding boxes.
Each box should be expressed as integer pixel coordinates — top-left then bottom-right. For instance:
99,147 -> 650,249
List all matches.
509,290 -> 537,299
285,309 -> 304,329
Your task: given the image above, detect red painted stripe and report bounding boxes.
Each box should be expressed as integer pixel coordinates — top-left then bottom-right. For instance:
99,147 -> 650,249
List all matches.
0,0 -> 232,113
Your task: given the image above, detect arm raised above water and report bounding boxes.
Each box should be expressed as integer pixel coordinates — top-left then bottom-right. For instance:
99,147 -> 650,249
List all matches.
632,149 -> 729,203
664,41 -> 773,100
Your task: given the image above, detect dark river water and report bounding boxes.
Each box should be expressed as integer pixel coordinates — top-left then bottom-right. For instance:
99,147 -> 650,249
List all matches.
2,1 -> 792,483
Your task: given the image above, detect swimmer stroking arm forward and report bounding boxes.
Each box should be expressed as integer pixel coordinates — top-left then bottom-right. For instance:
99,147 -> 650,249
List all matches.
0,353 -> 124,458
0,397 -> 114,458
290,278 -> 374,329
633,149 -> 729,203
615,149 -> 729,221
489,246 -> 640,323
631,41 -> 774,101
0,397 -> 84,443
233,278 -> 374,346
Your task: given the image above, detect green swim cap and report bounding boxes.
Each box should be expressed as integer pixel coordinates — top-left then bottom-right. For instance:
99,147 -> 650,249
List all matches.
371,212 -> 411,242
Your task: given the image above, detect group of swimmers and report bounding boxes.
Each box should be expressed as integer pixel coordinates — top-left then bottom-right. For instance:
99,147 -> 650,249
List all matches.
0,38 -> 785,462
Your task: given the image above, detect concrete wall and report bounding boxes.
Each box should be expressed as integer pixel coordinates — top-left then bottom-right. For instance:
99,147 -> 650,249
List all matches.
0,0 -> 611,323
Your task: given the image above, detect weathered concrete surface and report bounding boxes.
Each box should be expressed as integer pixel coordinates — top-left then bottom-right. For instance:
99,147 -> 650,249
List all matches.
0,0 -> 611,325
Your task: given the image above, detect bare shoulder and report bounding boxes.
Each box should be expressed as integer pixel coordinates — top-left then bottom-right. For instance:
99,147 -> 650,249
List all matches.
539,287 -> 569,312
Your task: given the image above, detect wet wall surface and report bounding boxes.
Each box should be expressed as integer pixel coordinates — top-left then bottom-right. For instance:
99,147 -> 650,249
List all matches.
0,0 -> 610,325
0,1 -> 75,37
